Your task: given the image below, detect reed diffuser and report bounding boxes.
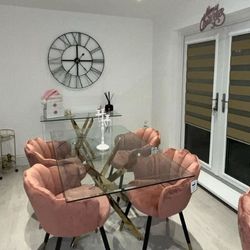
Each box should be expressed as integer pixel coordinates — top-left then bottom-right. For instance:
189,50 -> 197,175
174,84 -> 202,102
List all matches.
104,91 -> 113,112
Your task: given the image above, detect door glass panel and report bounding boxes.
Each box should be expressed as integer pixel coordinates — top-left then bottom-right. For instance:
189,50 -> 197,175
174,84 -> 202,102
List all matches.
225,33 -> 250,184
185,124 -> 210,163
184,40 -> 215,163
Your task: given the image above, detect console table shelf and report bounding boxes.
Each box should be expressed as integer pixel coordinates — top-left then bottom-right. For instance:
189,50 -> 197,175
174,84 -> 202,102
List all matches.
0,129 -> 18,180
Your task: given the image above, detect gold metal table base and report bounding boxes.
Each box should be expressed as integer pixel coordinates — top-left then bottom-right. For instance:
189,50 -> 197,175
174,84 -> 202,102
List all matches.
71,117 -> 96,159
83,160 -> 143,240
71,127 -> 143,240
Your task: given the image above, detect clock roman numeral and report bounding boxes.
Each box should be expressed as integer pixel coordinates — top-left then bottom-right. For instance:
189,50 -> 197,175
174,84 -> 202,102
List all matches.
90,67 -> 102,76
71,32 -> 78,44
50,47 -> 64,54
48,56 -> 61,65
76,76 -> 83,88
84,36 -> 90,47
90,47 -> 101,54
77,32 -> 82,45
52,65 -> 65,76
83,74 -> 93,86
63,72 -> 72,87
59,35 -> 71,48
92,59 -> 104,64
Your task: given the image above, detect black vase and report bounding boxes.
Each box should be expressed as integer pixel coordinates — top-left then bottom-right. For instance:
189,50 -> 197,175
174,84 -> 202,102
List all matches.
105,103 -> 113,112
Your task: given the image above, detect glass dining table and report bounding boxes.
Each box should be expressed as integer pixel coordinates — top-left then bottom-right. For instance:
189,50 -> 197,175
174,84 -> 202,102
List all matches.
50,125 -> 194,240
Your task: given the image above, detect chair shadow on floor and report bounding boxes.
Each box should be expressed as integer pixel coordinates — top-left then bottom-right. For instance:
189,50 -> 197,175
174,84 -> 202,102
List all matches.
24,203 -> 203,250
111,215 -> 203,250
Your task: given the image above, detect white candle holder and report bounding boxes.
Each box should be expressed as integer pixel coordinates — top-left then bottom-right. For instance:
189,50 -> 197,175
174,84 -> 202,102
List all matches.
96,108 -> 111,151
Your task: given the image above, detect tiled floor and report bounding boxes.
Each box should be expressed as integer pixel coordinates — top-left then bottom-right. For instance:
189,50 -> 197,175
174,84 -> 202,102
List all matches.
0,166 -> 241,250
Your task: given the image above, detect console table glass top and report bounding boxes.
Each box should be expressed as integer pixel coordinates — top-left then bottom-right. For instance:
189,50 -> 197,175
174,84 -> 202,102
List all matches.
40,111 -> 121,122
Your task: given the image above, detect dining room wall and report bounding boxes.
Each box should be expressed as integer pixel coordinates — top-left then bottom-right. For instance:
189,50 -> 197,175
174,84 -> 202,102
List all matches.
0,5 -> 153,159
151,0 -> 250,149
151,0 -> 250,209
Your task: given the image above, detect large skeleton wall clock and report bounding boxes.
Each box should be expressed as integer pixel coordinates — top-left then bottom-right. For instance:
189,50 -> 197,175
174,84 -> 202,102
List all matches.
48,32 -> 105,89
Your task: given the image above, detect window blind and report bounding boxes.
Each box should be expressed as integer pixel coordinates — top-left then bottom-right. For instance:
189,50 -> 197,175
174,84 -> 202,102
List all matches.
228,33 -> 250,144
185,40 -> 215,131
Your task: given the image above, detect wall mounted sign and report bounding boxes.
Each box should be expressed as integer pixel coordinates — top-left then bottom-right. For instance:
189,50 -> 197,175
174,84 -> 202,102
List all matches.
48,32 -> 105,89
200,4 -> 225,32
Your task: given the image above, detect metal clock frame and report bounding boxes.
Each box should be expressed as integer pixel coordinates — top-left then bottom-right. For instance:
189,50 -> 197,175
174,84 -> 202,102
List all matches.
48,31 -> 105,89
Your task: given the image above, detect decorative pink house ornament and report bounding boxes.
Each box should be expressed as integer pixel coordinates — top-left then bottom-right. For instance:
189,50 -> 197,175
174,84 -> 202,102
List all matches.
200,4 -> 225,32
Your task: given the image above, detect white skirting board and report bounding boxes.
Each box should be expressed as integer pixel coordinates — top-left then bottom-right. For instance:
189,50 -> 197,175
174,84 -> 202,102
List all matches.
199,170 -> 241,211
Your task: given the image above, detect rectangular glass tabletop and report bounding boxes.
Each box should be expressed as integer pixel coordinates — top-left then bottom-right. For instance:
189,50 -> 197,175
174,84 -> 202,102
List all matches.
51,125 -> 194,202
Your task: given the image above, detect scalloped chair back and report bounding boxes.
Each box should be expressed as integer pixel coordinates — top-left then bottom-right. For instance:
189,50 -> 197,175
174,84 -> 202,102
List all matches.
126,148 -> 200,249
135,127 -> 161,148
112,127 -> 161,170
24,137 -> 70,167
23,163 -> 111,249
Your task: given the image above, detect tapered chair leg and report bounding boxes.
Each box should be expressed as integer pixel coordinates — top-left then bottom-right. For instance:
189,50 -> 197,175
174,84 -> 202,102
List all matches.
143,216 -> 152,250
179,212 -> 192,250
99,226 -> 110,250
44,232 -> 50,245
55,237 -> 62,250
70,237 -> 76,248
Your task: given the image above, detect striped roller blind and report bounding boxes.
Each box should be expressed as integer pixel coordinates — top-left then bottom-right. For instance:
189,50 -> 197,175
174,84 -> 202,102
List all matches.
185,40 -> 215,131
228,33 -> 250,144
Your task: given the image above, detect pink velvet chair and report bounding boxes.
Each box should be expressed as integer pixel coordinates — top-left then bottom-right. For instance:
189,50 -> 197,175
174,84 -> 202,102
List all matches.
23,163 -> 111,250
109,127 -> 161,187
238,189 -> 250,250
24,137 -> 70,167
125,148 -> 200,250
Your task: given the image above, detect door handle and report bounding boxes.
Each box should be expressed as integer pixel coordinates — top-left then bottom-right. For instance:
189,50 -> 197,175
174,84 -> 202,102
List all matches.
212,92 -> 219,112
221,93 -> 228,113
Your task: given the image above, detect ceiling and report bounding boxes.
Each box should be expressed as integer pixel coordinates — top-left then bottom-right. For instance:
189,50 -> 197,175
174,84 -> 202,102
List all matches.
0,0 -> 189,20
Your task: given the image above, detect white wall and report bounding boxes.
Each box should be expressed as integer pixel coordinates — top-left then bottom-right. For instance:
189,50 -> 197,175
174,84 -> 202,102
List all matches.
0,5 -> 153,158
151,0 -> 250,209
152,0 -> 250,149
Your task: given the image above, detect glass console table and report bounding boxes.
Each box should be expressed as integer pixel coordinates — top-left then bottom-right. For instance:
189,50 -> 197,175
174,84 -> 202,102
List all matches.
51,125 -> 194,240
41,110 -> 121,145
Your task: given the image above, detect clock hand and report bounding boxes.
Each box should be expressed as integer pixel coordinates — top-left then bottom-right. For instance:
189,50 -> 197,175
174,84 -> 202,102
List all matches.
62,59 -> 75,62
75,53 -> 84,76
77,53 -> 88,72
76,61 -> 79,76
79,62 -> 88,72
67,62 -> 76,73
79,59 -> 93,62
76,44 -> 79,59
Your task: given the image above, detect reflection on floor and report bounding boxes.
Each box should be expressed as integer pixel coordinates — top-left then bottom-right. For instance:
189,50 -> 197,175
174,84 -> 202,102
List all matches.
0,166 -> 241,250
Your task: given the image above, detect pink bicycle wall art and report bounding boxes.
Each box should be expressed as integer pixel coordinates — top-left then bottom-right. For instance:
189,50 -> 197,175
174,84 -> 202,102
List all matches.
200,4 -> 225,32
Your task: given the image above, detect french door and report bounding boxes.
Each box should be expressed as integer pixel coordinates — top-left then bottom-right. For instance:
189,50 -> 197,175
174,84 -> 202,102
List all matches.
183,20 -> 250,190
